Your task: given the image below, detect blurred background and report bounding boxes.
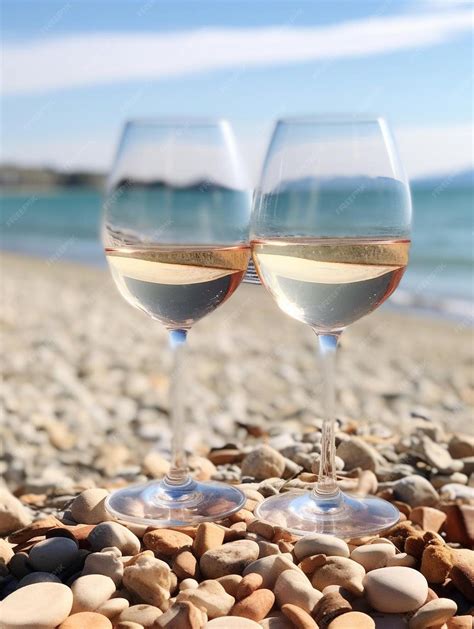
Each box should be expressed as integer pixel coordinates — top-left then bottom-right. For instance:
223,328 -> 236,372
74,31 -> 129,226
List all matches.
0,1 -> 472,489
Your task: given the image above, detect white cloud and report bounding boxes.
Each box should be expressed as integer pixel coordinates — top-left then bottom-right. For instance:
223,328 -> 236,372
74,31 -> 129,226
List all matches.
2,9 -> 472,94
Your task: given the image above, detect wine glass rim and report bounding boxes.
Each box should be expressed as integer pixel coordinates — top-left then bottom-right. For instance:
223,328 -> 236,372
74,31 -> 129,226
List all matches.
124,116 -> 230,128
276,114 -> 385,125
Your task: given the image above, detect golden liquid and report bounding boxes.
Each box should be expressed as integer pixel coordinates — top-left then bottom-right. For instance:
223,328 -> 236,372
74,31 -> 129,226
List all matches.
106,245 -> 250,329
252,238 -> 410,331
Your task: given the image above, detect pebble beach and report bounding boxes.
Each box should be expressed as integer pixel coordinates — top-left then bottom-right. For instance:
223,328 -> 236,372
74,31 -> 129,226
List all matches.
0,251 -> 473,628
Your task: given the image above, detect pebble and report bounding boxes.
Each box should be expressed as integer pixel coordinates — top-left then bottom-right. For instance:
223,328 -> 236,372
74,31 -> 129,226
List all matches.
409,506 -> 446,532
200,540 -> 260,578
119,603 -> 163,625
420,436 -> 454,470
420,544 -> 453,584
59,612 -> 113,628
281,603 -> 319,628
386,553 -> 417,568
142,452 -> 170,478
82,547 -> 124,585
336,437 -> 383,472
241,446 -> 286,481
158,600 -> 206,627
363,567 -> 428,613
350,544 -> 396,571
143,528 -> 193,556
0,582 -> 73,627
17,571 -> 62,587
236,572 -> 264,600
408,597 -> 457,629
193,522 -> 225,557
231,588 -> 275,621
313,591 -> 353,626
0,488 -> 32,535
216,574 -> 242,597
450,558 -> 474,602
88,522 -> 141,555
448,434 -> 474,459
70,573 -> 116,613
123,552 -> 172,608
173,549 -> 198,579
176,579 -> 235,619
274,569 -> 322,613
205,618 -> 261,627
312,557 -> 366,595
70,488 -> 111,524
327,611 -> 375,628
243,553 -> 300,588
28,536 -> 79,572
96,596 -> 130,619
392,475 -> 440,508
294,533 -> 350,560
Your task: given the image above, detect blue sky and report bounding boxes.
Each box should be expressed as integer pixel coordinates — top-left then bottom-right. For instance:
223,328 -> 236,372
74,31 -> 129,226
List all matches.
1,0 -> 473,180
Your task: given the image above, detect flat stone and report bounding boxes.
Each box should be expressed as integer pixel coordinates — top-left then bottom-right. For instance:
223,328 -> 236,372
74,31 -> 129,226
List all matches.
59,612 -> 113,628
294,534 -> 350,560
88,522 -> 141,555
29,536 -> 79,572
144,528 -> 193,557
200,540 -> 259,578
241,446 -> 286,481
123,552 -> 171,609
176,579 -> 235,619
363,567 -> 428,613
408,597 -> 457,629
0,488 -> 32,536
82,547 -> 124,585
393,475 -> 439,507
350,543 -> 396,571
71,573 -> 116,613
70,488 -> 111,524
0,583 -> 73,628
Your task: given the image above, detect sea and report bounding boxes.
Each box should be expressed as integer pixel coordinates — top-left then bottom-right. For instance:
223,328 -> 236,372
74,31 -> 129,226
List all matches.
1,183 -> 472,322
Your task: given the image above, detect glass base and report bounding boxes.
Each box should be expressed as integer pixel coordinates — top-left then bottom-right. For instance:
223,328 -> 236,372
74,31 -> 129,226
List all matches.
255,489 -> 400,538
105,477 -> 246,527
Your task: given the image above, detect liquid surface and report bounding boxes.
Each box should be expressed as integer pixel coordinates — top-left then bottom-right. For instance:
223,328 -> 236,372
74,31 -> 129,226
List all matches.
252,238 -> 410,331
106,245 -> 250,329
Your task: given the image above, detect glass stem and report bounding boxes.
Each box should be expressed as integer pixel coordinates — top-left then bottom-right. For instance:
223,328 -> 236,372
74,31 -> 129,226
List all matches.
314,332 -> 341,496
165,328 -> 191,486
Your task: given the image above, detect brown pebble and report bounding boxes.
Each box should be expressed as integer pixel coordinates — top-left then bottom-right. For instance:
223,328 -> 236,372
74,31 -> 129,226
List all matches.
193,522 -> 225,557
420,544 -> 453,584
236,573 -> 264,600
58,612 -> 112,628
143,529 -> 193,556
409,506 -> 447,533
208,448 -> 244,465
392,501 -> 412,518
450,559 -> 474,602
281,603 -> 318,628
172,550 -> 198,580
442,504 -> 474,546
168,526 -> 198,539
278,541 -> 294,554
229,509 -> 255,524
247,520 -> 275,541
8,516 -> 63,544
313,591 -> 352,627
327,611 -> 375,628
447,616 -> 474,628
273,527 -> 298,544
231,588 -> 275,621
299,554 -> 327,575
217,574 -> 242,597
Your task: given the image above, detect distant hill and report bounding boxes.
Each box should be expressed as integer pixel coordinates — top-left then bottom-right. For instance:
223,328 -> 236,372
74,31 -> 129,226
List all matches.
411,169 -> 474,188
0,165 -> 105,189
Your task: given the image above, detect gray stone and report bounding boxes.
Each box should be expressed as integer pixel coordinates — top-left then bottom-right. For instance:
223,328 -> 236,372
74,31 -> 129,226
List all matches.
393,475 -> 440,507
29,537 -> 79,572
336,437 -> 384,472
87,521 -> 140,555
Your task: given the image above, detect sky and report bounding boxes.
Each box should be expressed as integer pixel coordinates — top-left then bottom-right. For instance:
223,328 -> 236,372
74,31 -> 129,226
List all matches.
1,0 -> 473,181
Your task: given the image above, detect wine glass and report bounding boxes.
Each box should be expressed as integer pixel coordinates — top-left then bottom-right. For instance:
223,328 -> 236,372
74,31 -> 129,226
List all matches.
251,115 -> 411,537
102,118 -> 251,526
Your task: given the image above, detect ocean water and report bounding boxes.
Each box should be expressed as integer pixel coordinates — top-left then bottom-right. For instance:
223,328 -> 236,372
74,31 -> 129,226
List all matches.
1,184 -> 472,320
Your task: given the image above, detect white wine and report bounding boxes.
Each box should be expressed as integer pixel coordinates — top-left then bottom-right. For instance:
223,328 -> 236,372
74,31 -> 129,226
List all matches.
106,245 -> 250,329
252,238 -> 410,331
